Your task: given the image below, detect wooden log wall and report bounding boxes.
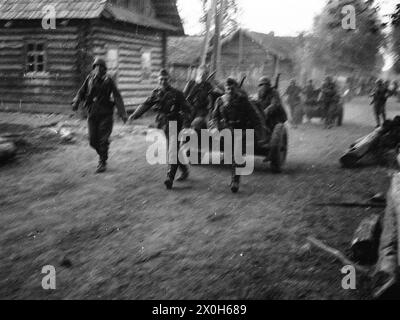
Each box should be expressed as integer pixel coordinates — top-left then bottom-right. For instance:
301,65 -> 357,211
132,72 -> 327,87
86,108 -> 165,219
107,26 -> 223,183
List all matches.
0,20 -> 81,113
88,19 -> 165,110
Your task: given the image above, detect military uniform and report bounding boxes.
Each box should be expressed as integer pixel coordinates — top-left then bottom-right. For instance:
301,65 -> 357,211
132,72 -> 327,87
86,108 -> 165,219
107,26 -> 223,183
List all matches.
72,58 -> 127,172
303,83 -> 318,106
131,70 -> 193,188
371,81 -> 390,127
210,79 -> 258,192
320,79 -> 339,127
285,82 -> 302,125
256,78 -> 287,130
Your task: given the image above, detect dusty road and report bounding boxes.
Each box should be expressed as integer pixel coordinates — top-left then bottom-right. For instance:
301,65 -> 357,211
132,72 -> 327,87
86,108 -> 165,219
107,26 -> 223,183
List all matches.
0,97 -> 399,300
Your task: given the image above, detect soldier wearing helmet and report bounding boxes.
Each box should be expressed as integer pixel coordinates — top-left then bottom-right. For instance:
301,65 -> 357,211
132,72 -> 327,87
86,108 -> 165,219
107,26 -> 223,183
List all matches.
72,57 -> 128,174
130,69 -> 194,190
210,77 -> 259,194
256,76 -> 287,130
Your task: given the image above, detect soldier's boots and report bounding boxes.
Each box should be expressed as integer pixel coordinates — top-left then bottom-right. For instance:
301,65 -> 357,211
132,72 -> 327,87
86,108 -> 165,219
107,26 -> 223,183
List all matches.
230,181 -> 240,194
176,170 -> 189,182
164,179 -> 173,190
96,160 -> 107,174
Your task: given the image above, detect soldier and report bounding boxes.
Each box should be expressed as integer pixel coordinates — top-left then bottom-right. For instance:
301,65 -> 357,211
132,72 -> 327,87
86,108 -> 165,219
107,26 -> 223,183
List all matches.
129,69 -> 193,190
210,78 -> 258,194
303,80 -> 316,104
370,79 -> 390,127
320,76 -> 339,129
256,76 -> 287,130
284,79 -> 303,126
72,58 -> 128,174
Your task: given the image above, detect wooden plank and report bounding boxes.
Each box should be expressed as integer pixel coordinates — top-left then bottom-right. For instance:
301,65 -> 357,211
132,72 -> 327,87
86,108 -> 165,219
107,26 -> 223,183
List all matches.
373,173 -> 400,299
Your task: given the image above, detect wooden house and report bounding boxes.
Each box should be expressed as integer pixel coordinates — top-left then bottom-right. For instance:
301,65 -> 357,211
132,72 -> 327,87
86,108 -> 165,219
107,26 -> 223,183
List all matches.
0,0 -> 184,113
168,29 -> 298,93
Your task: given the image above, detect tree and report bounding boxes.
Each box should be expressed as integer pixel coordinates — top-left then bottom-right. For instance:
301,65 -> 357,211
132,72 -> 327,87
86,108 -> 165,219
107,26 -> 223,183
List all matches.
200,0 -> 239,36
308,0 -> 386,76
390,3 -> 400,74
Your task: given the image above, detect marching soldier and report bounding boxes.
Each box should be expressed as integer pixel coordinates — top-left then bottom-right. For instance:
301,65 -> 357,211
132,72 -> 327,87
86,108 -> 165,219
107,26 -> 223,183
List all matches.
210,78 -> 258,194
72,58 -> 128,174
370,79 -> 390,128
129,69 -> 193,190
284,79 -> 303,126
256,76 -> 287,130
320,76 -> 339,129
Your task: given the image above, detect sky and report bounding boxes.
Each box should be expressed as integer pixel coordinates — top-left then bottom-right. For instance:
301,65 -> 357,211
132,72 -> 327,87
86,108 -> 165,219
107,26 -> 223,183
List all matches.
177,0 -> 398,36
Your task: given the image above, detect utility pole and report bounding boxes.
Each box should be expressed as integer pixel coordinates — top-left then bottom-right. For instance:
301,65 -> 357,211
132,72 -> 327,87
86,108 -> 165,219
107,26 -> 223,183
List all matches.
200,0 -> 215,68
212,0 -> 222,78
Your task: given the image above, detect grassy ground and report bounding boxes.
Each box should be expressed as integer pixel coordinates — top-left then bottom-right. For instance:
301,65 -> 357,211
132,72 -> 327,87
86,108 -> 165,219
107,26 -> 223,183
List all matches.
0,97 -> 399,300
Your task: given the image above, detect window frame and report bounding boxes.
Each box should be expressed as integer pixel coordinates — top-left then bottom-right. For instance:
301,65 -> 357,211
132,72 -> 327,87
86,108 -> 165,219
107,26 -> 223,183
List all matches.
24,41 -> 48,76
140,47 -> 153,82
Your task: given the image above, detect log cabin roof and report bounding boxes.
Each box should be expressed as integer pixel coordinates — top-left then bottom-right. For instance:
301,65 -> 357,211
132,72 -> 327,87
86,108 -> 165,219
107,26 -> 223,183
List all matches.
0,0 -> 184,34
168,29 -> 298,66
168,36 -> 204,66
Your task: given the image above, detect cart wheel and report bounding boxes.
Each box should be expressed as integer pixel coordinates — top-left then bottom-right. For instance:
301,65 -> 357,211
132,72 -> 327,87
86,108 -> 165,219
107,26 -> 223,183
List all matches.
270,123 -> 288,173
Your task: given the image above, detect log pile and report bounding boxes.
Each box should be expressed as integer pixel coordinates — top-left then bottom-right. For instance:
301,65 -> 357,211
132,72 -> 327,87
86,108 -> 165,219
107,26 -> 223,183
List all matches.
341,117 -> 400,168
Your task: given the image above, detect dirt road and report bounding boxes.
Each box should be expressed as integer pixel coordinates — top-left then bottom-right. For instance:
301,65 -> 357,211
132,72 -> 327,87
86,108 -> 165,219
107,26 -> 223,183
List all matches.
0,97 -> 398,300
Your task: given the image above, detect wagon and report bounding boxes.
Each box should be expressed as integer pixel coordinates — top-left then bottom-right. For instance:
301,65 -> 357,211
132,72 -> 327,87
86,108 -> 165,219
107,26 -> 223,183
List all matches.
191,104 -> 289,173
303,96 -> 344,126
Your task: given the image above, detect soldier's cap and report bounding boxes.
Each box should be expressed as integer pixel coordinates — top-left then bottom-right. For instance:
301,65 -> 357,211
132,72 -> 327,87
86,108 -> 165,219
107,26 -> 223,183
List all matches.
225,77 -> 238,87
159,69 -> 170,78
92,58 -> 107,69
258,76 -> 271,87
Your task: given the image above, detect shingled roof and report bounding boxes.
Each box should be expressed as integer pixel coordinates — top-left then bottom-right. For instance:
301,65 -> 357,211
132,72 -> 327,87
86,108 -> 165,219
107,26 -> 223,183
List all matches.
0,0 -> 184,33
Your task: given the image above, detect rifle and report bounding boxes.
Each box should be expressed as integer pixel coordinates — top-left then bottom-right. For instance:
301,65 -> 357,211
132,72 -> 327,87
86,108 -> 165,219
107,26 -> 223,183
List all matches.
239,75 -> 247,88
274,73 -> 281,90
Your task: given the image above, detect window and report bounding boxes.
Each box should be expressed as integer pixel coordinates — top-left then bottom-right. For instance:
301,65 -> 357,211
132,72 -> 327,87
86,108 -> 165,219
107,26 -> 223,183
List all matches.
106,48 -> 119,81
26,42 -> 46,73
141,49 -> 152,80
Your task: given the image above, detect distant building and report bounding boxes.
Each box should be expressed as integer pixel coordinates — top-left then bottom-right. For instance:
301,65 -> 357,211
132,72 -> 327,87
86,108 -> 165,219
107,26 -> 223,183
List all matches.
0,0 -> 183,113
168,29 -> 298,92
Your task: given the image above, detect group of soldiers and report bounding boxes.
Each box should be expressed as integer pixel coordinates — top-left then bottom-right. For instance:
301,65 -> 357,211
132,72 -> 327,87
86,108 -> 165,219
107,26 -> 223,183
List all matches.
283,77 -> 341,129
71,57 -> 399,193
71,58 -> 287,193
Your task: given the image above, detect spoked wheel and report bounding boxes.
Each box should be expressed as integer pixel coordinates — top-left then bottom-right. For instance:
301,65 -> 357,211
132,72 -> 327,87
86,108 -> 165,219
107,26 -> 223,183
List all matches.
269,123 -> 288,173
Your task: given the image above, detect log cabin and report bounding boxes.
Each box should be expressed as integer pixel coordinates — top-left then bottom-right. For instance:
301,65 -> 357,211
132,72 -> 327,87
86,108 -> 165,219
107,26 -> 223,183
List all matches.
168,29 -> 298,93
0,0 -> 184,113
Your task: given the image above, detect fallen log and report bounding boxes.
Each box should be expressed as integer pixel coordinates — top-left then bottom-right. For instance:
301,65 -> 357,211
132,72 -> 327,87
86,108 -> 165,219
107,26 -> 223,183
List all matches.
307,236 -> 370,275
0,140 -> 17,162
340,127 -> 382,168
373,173 -> 400,299
351,215 -> 381,264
